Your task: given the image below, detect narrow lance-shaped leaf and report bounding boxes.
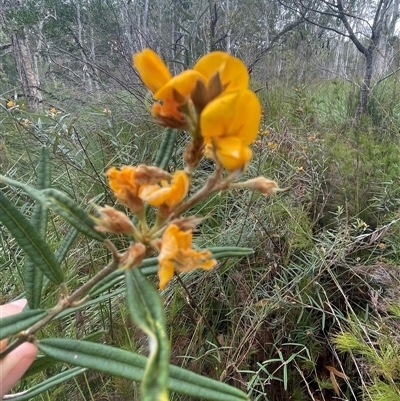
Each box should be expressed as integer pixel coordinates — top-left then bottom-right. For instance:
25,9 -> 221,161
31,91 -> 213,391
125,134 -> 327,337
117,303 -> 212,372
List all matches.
153,128 -> 177,169
0,175 -> 42,201
0,190 -> 64,285
0,175 -> 105,242
55,227 -> 79,264
40,188 -> 105,242
89,247 -> 253,297
23,330 -> 106,378
9,366 -> 87,401
125,268 -> 170,401
38,339 -> 248,401
0,309 -> 47,341
25,146 -> 51,309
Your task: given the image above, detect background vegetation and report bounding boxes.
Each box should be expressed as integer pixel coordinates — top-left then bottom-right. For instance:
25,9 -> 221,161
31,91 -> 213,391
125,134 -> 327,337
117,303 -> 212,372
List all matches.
2,0 -> 400,400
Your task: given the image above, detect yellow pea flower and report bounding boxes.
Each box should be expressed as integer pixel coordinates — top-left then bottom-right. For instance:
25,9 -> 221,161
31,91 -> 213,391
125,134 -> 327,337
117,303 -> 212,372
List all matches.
134,50 -> 201,128
153,71 -> 207,128
157,224 -> 217,289
133,48 -> 171,94
200,90 -> 261,170
106,166 -> 143,213
139,170 -> 189,208
133,49 -> 251,128
134,49 -> 248,100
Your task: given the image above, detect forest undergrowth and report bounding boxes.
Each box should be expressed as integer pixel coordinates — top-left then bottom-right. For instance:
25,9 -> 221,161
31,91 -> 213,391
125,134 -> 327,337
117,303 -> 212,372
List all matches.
2,78 -> 400,401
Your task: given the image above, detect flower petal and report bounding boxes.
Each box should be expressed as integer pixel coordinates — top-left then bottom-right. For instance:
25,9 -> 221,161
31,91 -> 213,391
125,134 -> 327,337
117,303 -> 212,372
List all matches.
154,70 -> 206,100
152,98 -> 187,129
200,90 -> 261,145
106,166 -> 144,212
194,52 -> 249,92
157,224 -> 216,288
133,49 -> 172,93
212,136 -> 252,171
139,185 -> 171,206
200,92 -> 238,138
167,170 -> 190,207
158,260 -> 175,290
158,225 -> 179,262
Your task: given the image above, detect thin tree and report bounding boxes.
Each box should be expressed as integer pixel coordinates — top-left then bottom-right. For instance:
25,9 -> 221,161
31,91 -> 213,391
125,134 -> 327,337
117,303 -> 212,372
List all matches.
277,0 -> 400,119
0,0 -> 43,111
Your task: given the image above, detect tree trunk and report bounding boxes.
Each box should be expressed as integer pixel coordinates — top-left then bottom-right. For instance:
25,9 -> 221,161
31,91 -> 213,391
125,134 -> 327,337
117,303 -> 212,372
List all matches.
11,30 -> 43,112
355,51 -> 373,119
75,0 -> 93,92
1,0 -> 42,112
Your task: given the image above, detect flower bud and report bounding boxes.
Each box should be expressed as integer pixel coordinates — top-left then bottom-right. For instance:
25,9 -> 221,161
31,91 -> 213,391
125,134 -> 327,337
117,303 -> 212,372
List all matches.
184,139 -> 204,171
93,205 -> 135,234
120,243 -> 147,269
169,216 -> 206,231
233,177 -> 285,195
135,164 -> 172,184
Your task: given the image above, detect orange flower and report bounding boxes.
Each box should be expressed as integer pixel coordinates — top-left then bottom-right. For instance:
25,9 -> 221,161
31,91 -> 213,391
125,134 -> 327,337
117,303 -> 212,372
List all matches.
106,166 -> 143,213
157,224 -> 217,289
138,170 -> 189,208
200,90 -> 261,170
134,49 -> 248,100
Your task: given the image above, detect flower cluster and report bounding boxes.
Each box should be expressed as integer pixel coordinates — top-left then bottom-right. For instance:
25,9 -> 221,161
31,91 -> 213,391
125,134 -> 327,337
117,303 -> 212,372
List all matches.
94,165 -> 216,289
93,49 -> 282,290
133,49 -> 261,172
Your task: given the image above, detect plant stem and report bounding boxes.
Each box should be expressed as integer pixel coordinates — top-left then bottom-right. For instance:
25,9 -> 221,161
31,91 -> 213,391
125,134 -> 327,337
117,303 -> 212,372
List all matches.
0,241 -> 120,359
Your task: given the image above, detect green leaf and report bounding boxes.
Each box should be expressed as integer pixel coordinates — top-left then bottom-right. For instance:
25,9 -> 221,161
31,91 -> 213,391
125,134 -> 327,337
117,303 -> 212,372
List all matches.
55,227 -> 79,264
89,247 -> 253,297
153,128 -> 177,169
40,188 -> 105,242
0,190 -> 64,285
88,256 -> 159,297
23,330 -> 106,378
125,268 -> 170,401
25,146 -> 51,309
0,309 -> 47,341
0,175 -> 105,242
0,175 -> 42,201
10,366 -> 87,400
21,354 -> 58,379
36,146 -> 51,188
38,339 -> 248,401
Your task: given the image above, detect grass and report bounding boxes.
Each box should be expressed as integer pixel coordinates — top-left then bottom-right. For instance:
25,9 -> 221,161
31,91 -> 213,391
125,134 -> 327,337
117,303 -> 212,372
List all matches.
2,76 -> 400,400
